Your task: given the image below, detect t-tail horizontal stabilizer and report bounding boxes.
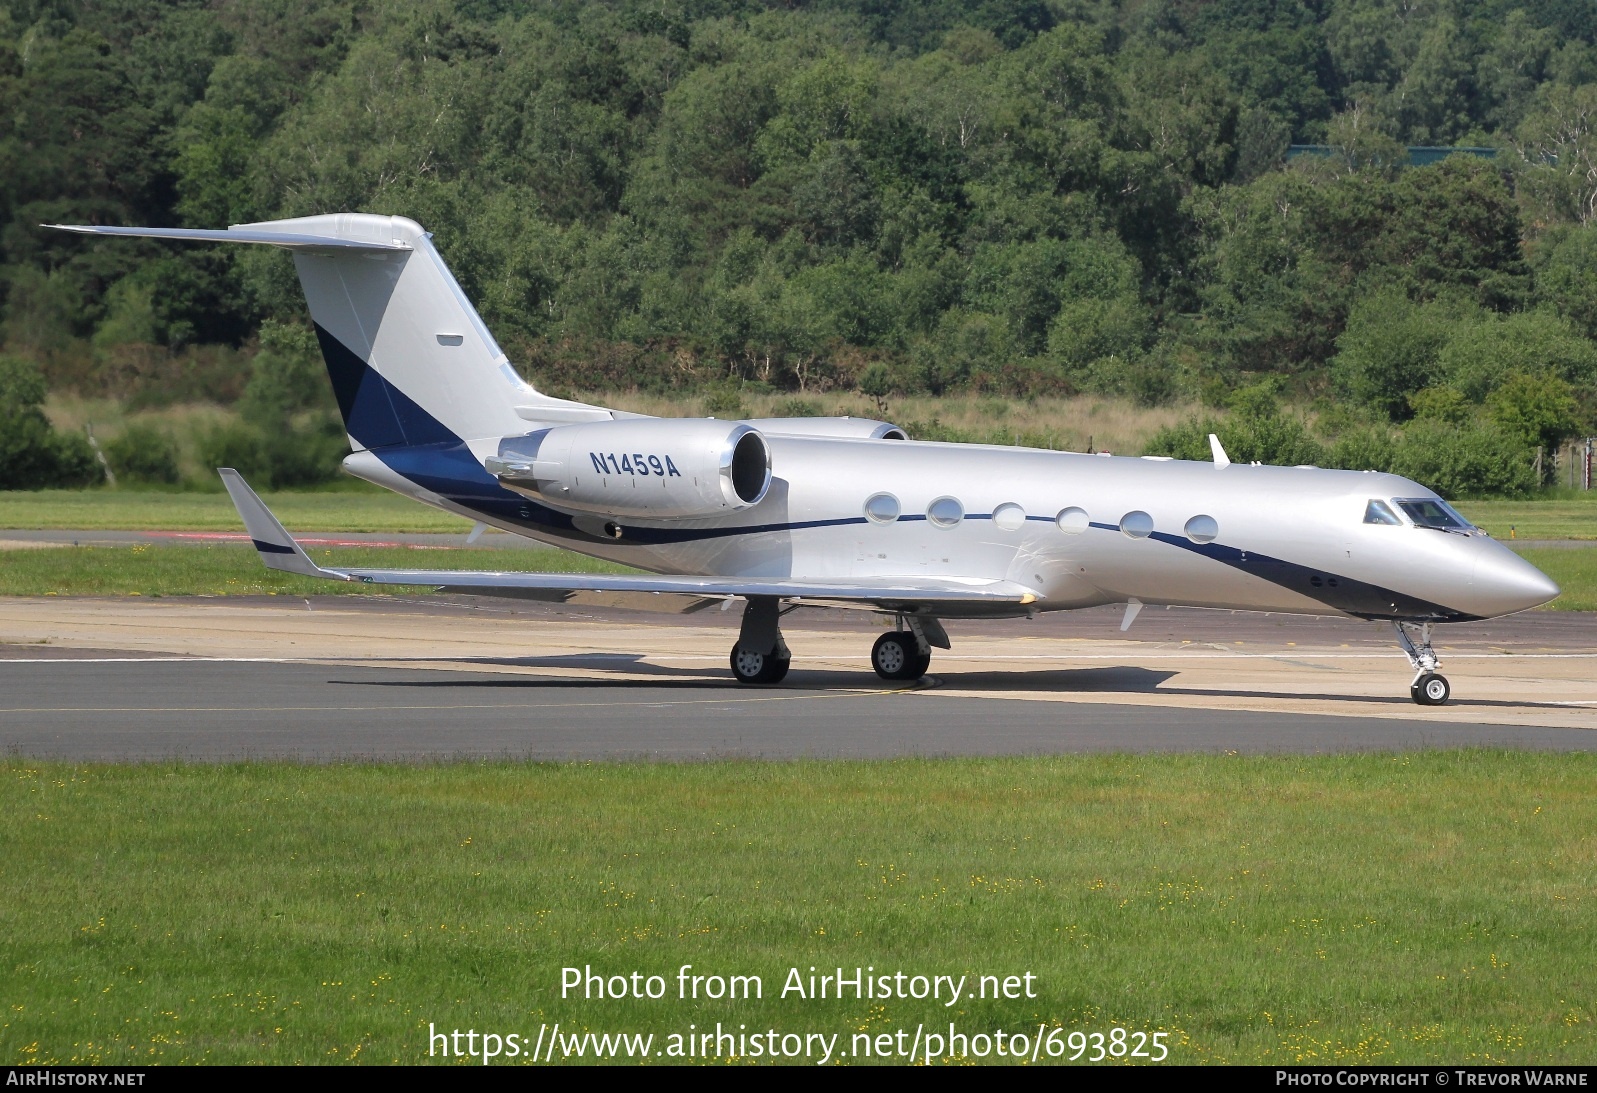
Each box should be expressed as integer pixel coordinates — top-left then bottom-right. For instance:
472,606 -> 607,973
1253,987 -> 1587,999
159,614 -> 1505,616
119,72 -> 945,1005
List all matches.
218,469 -> 350,580
45,223 -> 411,252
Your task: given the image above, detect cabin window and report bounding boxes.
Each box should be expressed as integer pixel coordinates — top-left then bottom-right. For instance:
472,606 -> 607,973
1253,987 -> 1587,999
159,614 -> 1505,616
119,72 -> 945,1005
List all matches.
927,496 -> 964,528
1363,499 -> 1402,525
1120,511 -> 1154,539
1055,507 -> 1089,535
1184,514 -> 1219,543
991,502 -> 1026,531
1395,498 -> 1471,530
863,493 -> 900,524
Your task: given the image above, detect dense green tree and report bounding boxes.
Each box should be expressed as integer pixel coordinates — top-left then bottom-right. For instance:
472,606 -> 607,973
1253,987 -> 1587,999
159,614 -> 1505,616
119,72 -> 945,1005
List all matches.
1330,290 -> 1463,418
1535,223 -> 1597,337
0,0 -> 1594,475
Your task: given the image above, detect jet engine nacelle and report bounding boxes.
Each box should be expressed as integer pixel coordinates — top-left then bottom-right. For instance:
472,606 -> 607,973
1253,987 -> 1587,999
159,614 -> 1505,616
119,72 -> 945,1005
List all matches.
486,419 -> 772,519
745,417 -> 907,440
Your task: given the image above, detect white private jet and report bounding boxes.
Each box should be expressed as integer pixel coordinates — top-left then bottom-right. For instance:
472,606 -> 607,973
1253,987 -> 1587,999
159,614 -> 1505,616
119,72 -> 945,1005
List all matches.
53,215 -> 1561,704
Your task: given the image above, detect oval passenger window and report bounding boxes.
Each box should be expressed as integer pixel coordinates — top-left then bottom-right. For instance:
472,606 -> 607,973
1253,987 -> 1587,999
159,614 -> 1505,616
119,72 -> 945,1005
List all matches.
1055,507 -> 1089,535
992,502 -> 1026,531
1120,511 -> 1154,539
1184,514 -> 1219,543
927,496 -> 964,528
864,493 -> 900,524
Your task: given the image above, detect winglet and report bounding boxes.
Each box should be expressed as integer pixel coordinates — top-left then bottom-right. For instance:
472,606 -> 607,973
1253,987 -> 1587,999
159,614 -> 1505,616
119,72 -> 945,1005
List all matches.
1208,433 -> 1231,468
218,469 -> 349,580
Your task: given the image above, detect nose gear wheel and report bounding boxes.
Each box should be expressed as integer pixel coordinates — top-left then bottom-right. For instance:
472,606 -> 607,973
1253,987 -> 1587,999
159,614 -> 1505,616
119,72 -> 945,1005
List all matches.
1411,671 -> 1450,706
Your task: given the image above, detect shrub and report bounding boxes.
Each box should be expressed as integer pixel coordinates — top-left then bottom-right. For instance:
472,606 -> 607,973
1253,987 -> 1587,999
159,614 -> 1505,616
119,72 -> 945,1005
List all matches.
1326,425 -> 1398,472
105,423 -> 182,485
0,357 -> 101,489
702,387 -> 748,418
1387,422 -> 1537,499
197,418 -> 346,490
770,397 -> 822,417
1485,371 -> 1579,454
1144,398 -> 1325,467
857,364 -> 892,414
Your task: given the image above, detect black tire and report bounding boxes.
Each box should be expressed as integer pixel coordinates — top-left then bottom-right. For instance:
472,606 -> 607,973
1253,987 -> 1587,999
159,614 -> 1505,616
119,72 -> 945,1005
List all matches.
1410,672 -> 1450,706
730,643 -> 789,684
872,632 -> 928,681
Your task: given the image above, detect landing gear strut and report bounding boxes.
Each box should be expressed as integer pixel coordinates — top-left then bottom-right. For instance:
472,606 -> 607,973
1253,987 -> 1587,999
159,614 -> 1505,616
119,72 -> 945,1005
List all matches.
1394,621 -> 1449,706
730,596 -> 790,685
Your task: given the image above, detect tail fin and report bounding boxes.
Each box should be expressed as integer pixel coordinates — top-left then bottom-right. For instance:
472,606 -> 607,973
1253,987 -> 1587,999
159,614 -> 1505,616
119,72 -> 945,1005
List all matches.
52,215 -> 536,449
247,214 -> 531,450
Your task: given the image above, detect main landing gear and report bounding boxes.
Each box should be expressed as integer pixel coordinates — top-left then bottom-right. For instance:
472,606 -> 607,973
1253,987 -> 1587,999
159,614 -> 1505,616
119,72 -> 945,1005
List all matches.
728,601 -> 947,686
870,615 -> 944,682
729,596 -> 791,685
871,631 -> 930,681
1394,621 -> 1450,706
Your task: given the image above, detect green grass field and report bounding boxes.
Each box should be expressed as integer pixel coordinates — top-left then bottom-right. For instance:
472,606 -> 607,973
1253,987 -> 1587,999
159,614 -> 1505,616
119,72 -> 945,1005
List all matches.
2,754 -> 1593,1065
0,488 -> 474,533
0,544 -> 633,598
1452,497 -> 1597,540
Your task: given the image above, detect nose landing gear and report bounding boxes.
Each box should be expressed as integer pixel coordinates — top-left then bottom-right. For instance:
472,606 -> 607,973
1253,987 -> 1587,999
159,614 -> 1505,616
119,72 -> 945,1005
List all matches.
1394,621 -> 1449,706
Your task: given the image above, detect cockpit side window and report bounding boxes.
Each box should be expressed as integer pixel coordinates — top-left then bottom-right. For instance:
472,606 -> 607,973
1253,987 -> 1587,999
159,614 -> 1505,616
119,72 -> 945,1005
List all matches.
1363,499 -> 1402,525
1395,497 -> 1471,530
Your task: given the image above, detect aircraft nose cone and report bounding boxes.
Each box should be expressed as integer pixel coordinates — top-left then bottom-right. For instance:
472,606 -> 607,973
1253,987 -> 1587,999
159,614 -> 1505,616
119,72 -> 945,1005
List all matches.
1472,544 -> 1560,617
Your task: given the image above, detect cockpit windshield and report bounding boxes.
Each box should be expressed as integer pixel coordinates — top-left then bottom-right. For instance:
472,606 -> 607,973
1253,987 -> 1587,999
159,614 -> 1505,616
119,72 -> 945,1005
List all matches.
1394,498 -> 1473,531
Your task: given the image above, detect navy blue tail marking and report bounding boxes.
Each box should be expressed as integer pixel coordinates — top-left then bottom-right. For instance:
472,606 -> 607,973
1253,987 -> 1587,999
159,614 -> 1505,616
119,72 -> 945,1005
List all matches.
314,322 -> 456,449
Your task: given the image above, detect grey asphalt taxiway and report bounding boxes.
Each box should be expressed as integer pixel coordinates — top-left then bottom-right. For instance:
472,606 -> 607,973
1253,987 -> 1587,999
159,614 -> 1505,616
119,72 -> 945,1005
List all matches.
3,598 -> 1595,760
4,659 -> 1597,760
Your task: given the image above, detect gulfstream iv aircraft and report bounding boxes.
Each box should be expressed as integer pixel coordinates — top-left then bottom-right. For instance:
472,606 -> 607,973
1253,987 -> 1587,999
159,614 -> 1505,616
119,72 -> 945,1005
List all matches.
54,214 -> 1561,705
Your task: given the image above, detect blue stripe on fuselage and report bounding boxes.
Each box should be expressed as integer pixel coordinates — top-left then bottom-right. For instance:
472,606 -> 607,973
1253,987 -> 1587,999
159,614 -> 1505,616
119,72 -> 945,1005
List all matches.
1081,521 -> 1474,621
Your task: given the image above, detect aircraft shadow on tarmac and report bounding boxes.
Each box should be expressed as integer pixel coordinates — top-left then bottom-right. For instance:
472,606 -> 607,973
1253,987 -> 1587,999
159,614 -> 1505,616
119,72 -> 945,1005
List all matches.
330,661 -> 1583,711
332,664 -> 1183,693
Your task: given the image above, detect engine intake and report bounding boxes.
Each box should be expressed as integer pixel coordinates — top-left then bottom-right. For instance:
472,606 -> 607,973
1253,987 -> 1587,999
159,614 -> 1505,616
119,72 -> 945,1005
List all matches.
486,419 -> 771,519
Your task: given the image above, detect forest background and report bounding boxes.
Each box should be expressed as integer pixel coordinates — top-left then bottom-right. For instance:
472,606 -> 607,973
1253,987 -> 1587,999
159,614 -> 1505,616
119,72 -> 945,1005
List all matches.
3,0 -> 1597,497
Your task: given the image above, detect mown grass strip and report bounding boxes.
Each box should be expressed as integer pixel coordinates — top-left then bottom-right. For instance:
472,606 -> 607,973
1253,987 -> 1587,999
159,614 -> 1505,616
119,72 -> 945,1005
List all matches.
0,488 -> 475,533
1453,496 -> 1597,540
0,544 -> 633,598
2,753 -> 1593,1065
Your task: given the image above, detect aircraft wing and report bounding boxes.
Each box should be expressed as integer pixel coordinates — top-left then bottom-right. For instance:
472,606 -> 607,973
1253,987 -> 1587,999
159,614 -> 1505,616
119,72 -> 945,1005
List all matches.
219,469 -> 1040,610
